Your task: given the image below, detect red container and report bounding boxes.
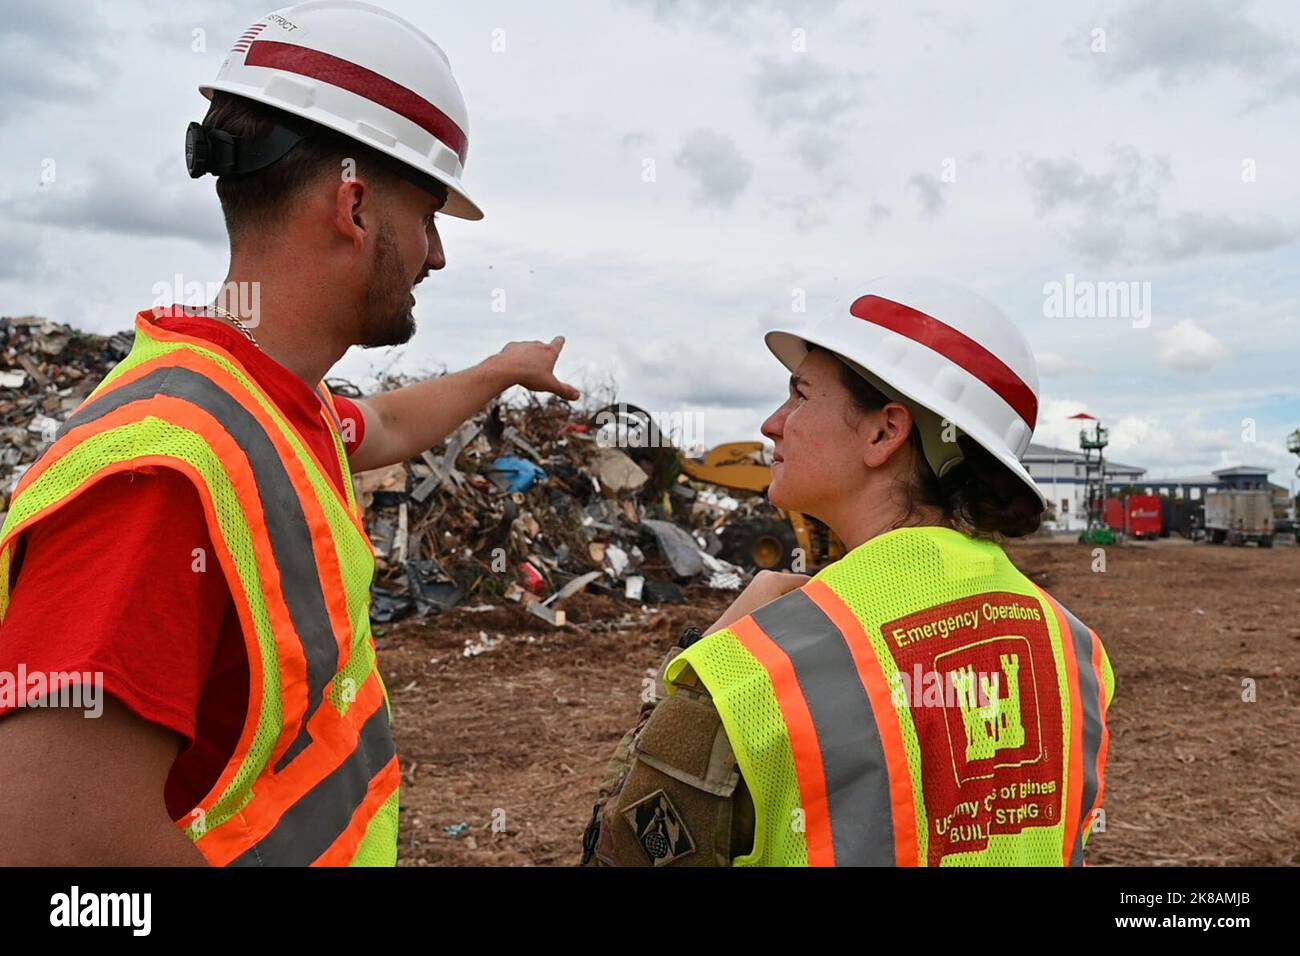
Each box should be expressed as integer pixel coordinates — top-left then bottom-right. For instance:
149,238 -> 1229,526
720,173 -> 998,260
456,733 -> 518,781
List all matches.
1104,497 -> 1125,531
1126,495 -> 1163,538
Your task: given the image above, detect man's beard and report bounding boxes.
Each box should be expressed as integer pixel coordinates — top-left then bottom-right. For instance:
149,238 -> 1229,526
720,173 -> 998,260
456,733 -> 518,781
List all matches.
358,221 -> 417,348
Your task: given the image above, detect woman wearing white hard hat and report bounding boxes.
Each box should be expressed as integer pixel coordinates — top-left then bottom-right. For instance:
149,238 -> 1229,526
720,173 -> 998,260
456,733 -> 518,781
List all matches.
760,276 -> 1048,543
584,278 -> 1115,867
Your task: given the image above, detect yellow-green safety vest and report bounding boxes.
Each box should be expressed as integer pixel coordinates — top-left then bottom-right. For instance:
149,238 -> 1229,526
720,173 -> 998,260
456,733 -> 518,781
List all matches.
667,525 -> 1114,866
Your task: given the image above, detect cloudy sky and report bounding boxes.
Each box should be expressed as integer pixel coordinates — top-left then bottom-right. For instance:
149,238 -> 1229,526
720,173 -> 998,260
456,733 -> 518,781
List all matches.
3,0 -> 1299,487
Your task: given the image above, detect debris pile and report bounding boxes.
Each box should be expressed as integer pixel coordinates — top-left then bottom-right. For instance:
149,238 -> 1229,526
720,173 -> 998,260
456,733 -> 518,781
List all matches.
348,387 -> 750,626
1,316 -> 133,514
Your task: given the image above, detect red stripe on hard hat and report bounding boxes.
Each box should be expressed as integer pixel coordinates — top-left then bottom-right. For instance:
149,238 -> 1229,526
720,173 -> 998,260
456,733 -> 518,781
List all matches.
244,40 -> 469,166
850,294 -> 1038,427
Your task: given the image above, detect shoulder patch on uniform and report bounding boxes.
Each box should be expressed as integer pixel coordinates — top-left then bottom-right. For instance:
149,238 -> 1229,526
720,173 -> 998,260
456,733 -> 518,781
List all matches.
622,789 -> 696,866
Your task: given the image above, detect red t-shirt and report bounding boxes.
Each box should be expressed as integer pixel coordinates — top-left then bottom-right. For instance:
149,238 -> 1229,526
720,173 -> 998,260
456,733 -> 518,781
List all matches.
0,309 -> 367,821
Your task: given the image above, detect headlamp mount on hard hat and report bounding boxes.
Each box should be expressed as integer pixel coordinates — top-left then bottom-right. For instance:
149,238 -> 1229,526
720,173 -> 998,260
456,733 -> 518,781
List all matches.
184,114 -> 451,209
185,120 -> 306,179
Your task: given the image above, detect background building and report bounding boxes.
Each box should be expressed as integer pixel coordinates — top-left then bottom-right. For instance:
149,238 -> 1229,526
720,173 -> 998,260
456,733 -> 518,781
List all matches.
1026,453 -> 1296,534
1023,443 -> 1145,531
1120,465 -> 1292,521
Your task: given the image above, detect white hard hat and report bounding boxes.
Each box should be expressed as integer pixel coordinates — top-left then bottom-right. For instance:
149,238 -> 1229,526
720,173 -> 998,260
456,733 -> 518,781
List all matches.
765,277 -> 1048,507
201,0 -> 482,220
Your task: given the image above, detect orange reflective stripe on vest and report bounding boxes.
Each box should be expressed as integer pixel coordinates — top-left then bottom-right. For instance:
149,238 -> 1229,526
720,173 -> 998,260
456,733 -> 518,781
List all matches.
228,694 -> 396,866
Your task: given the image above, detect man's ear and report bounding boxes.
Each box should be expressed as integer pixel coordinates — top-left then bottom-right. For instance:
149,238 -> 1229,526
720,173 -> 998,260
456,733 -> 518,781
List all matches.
331,177 -> 370,251
861,402 -> 915,469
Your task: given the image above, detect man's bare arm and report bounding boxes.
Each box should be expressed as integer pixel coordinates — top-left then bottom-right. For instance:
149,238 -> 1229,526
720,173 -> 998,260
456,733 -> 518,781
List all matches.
346,337 -> 580,473
0,695 -> 208,866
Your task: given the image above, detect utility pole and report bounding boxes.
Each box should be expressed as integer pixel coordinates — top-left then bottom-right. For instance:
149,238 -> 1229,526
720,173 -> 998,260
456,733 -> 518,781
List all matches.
1071,413 -> 1115,545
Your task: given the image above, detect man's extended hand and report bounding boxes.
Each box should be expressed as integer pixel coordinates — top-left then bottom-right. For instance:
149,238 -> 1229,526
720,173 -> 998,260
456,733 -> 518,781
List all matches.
348,335 -> 581,473
490,336 -> 581,401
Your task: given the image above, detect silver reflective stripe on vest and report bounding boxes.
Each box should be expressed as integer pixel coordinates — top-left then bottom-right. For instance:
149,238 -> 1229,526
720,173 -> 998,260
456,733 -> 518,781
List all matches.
229,701 -> 396,866
751,589 -> 896,866
1056,599 -> 1103,866
59,366 -> 347,770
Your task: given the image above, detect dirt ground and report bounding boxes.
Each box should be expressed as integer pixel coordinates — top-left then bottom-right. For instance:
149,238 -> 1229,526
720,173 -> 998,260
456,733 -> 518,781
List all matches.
379,538 -> 1300,866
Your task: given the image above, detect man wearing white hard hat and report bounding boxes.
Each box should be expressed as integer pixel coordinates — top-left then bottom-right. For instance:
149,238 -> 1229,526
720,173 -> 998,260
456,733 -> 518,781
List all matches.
584,278 -> 1115,867
0,1 -> 577,866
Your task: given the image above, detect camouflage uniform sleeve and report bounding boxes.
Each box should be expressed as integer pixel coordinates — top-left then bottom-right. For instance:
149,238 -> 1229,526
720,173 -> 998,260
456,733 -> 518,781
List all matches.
580,647 -> 755,867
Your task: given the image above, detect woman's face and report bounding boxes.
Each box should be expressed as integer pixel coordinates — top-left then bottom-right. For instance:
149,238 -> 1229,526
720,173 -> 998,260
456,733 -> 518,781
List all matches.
760,348 -> 873,520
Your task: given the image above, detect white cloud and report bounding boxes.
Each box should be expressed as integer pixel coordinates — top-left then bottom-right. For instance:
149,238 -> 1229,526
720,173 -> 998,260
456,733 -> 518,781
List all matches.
1023,148 -> 1171,216
908,173 -> 944,217
2,157 -> 225,245
623,0 -> 846,38
751,56 -> 861,130
0,4 -> 114,111
1154,212 -> 1297,261
1091,0 -> 1291,91
1034,351 -> 1086,377
1031,398 -> 1098,452
674,129 -> 753,208
1156,319 -> 1230,372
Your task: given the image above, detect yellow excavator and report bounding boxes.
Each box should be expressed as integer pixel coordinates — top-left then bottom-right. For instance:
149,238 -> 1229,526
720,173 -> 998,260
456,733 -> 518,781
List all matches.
677,440 -> 845,572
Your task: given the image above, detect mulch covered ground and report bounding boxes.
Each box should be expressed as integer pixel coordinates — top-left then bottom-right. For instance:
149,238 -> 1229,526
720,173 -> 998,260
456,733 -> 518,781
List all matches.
381,539 -> 1300,866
